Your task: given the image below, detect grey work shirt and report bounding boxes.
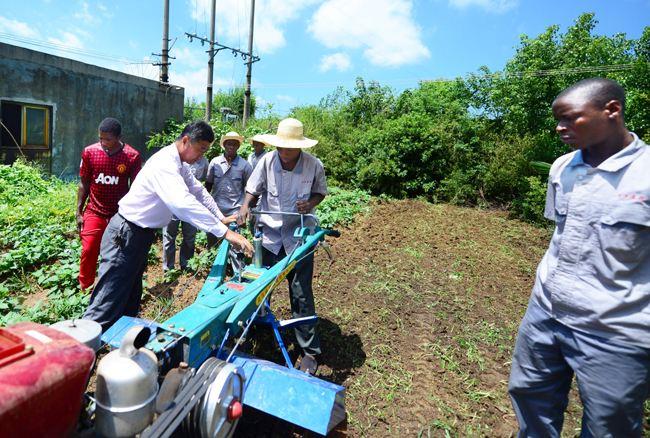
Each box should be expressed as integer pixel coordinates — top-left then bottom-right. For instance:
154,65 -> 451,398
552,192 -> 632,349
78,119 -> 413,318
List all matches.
248,150 -> 267,170
189,156 -> 209,182
531,133 -> 650,348
206,155 -> 252,216
245,150 -> 328,255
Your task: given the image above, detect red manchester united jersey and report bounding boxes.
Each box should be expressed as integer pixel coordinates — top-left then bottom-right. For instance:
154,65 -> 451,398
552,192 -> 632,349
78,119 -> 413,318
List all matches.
79,142 -> 142,218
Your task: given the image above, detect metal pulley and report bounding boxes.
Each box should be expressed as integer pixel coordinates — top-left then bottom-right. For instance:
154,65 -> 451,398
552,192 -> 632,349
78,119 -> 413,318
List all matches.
182,358 -> 244,438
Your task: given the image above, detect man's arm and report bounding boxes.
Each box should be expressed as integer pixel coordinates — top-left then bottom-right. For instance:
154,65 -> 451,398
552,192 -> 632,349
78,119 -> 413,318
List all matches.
76,178 -> 90,232
237,192 -> 260,226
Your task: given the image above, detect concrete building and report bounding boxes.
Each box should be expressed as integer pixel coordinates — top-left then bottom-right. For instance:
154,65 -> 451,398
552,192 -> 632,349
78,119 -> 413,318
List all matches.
0,42 -> 184,179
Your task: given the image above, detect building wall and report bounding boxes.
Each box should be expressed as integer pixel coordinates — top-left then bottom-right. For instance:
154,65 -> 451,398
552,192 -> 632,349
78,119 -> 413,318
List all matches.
0,42 -> 184,179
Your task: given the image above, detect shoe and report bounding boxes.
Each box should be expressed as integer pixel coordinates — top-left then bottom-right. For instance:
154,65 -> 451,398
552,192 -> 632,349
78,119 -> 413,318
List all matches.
297,354 -> 318,375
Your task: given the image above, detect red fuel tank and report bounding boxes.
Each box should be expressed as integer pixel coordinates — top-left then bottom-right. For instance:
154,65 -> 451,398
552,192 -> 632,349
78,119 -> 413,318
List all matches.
0,321 -> 95,438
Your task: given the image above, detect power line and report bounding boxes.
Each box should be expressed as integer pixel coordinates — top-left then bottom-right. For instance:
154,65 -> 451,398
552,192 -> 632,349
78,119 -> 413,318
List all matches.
0,32 -> 143,65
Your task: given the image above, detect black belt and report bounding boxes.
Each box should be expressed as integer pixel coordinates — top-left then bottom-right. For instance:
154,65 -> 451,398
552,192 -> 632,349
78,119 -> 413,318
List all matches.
117,213 -> 153,232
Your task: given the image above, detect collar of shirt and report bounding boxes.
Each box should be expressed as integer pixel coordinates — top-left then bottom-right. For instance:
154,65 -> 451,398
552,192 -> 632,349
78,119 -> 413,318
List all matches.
568,132 -> 644,172
217,154 -> 243,170
272,150 -> 303,173
168,143 -> 183,169
103,142 -> 125,157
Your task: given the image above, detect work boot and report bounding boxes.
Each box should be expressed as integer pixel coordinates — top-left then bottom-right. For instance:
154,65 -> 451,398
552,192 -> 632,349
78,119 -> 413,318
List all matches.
297,353 -> 318,375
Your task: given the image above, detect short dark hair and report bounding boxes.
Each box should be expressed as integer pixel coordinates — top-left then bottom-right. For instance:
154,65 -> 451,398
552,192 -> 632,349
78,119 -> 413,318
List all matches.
178,120 -> 215,143
555,77 -> 626,113
98,117 -> 122,137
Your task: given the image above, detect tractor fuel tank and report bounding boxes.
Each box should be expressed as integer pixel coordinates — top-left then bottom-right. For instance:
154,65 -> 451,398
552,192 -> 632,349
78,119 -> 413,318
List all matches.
0,321 -> 95,438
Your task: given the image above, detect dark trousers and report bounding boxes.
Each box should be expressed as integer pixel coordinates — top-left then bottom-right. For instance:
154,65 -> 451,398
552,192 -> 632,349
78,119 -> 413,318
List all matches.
83,214 -> 155,332
263,246 -> 321,356
162,217 -> 197,271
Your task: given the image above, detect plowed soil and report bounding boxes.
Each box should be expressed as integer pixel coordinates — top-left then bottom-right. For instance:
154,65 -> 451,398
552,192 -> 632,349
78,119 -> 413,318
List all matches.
140,199 -> 592,437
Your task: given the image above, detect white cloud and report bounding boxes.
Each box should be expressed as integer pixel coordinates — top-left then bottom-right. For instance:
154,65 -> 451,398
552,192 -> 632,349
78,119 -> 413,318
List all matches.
275,94 -> 297,104
74,1 -> 98,24
448,0 -> 518,13
319,52 -> 351,72
47,31 -> 84,49
171,68 -> 231,101
189,0 -> 319,54
173,46 -> 207,69
308,0 -> 430,67
0,16 -> 39,38
97,3 -> 114,19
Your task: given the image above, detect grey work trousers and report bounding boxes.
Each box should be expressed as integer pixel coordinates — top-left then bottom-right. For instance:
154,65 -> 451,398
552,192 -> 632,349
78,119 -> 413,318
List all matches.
509,301 -> 650,437
82,214 -> 155,332
162,217 -> 197,271
263,246 -> 321,356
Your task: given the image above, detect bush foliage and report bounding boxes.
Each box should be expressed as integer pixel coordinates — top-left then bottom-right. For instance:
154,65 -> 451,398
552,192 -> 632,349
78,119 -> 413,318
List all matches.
292,14 -> 648,223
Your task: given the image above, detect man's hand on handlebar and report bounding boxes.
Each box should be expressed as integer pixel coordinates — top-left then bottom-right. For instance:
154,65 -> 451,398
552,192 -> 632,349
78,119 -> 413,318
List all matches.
225,229 -> 254,258
221,214 -> 238,225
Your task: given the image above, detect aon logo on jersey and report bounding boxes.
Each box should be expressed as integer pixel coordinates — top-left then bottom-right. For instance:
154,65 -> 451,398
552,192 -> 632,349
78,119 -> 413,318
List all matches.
95,173 -> 119,185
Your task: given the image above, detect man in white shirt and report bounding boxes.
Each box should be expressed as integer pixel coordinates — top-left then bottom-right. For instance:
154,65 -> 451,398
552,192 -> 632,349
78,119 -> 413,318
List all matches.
83,121 -> 253,331
162,156 -> 209,272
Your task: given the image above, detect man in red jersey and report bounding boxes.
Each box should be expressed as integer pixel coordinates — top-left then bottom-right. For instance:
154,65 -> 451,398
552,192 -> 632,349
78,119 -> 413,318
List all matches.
77,118 -> 141,290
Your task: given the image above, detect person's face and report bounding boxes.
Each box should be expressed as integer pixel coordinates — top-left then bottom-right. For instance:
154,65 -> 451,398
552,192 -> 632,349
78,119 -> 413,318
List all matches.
552,93 -> 616,150
276,147 -> 301,165
222,139 -> 240,160
180,136 -> 211,163
99,131 -> 121,150
252,141 -> 265,154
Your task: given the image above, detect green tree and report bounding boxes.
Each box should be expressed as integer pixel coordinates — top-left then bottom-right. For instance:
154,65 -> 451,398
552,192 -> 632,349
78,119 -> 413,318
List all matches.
212,86 -> 256,120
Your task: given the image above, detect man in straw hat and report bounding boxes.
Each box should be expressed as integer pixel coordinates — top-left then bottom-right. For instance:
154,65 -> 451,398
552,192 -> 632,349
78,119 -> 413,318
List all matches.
205,131 -> 253,270
247,134 -> 268,170
83,120 -> 253,332
238,118 -> 327,375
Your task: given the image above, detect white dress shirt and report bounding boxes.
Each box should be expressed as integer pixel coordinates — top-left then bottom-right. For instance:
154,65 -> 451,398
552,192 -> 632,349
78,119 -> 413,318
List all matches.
119,144 -> 227,237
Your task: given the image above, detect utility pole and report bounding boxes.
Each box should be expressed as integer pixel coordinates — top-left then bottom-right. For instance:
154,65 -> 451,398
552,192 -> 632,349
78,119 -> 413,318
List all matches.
205,0 -> 217,121
185,6 -> 260,123
159,0 -> 170,83
242,0 -> 255,127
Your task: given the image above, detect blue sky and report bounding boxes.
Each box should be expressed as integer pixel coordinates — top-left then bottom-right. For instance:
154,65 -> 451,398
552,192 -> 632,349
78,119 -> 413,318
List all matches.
0,0 -> 648,115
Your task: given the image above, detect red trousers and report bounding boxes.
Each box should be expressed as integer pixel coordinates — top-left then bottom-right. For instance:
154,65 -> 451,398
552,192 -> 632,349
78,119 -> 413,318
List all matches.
79,211 -> 110,290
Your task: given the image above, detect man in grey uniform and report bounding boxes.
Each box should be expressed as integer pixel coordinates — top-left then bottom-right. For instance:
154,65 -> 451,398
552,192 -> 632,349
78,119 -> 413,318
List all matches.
247,135 -> 267,170
238,118 -> 327,375
509,78 -> 650,437
162,156 -> 209,272
206,131 -> 253,270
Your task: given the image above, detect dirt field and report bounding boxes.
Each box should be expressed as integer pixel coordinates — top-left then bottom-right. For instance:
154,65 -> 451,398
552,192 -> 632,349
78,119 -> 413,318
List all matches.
140,199 -> 593,437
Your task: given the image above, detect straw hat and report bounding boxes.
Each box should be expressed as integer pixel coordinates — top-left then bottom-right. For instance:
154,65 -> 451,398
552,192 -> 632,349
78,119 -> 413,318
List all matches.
220,131 -> 244,148
250,134 -> 268,145
255,118 -> 318,149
